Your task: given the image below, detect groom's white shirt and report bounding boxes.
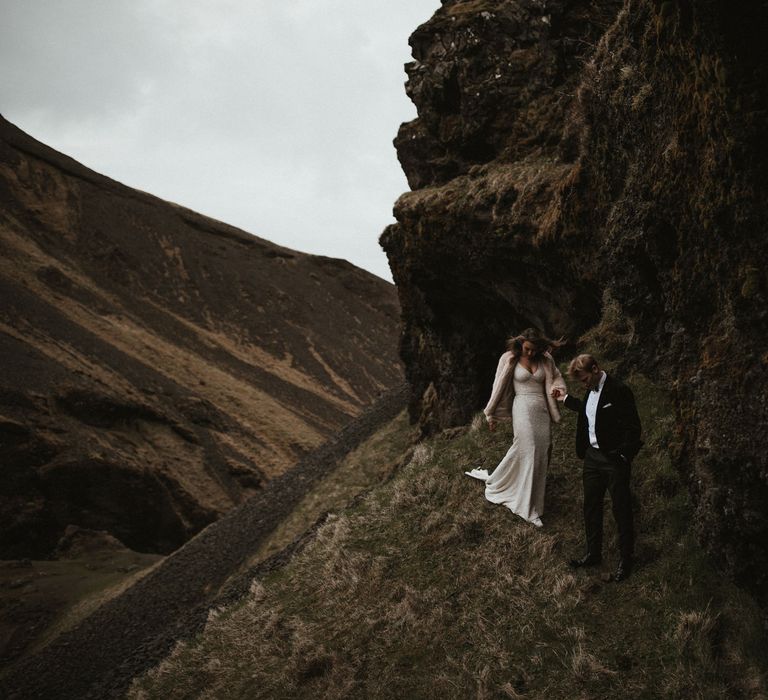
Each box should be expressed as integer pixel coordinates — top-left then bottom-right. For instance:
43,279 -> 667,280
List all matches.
585,371 -> 607,448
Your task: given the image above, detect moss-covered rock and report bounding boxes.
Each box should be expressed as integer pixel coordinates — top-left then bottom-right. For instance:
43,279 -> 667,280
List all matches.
383,0 -> 768,609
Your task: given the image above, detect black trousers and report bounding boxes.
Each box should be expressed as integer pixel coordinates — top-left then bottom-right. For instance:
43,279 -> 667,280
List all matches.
582,446 -> 634,560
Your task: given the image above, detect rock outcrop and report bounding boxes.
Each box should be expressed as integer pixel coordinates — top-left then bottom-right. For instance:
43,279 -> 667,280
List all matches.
382,0 -> 768,606
0,116 -> 403,559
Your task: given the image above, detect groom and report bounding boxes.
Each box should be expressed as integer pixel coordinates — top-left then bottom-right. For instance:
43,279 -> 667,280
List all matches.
552,354 -> 642,582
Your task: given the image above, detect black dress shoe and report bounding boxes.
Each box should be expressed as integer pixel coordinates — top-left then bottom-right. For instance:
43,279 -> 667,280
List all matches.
569,553 -> 602,568
613,559 -> 633,582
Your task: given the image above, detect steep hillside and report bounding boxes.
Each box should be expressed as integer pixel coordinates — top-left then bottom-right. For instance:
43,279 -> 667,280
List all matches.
0,389 -> 409,693
381,0 -> 768,608
0,116 -> 403,559
127,365 -> 767,698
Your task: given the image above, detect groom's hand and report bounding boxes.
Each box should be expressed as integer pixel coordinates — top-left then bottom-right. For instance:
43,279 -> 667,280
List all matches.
551,388 -> 564,400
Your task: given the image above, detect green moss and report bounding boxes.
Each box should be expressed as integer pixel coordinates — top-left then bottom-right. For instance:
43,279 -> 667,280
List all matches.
714,59 -> 727,87
741,265 -> 760,298
656,1 -> 677,34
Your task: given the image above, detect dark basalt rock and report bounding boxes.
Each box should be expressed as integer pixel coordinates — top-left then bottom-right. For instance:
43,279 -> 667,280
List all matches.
383,0 -> 620,433
383,0 -> 768,608
53,525 -> 130,560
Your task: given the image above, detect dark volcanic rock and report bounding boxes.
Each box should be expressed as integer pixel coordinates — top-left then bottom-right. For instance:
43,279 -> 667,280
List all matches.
383,0 -> 620,432
53,525 -> 128,559
0,116 -> 403,559
383,0 -> 768,608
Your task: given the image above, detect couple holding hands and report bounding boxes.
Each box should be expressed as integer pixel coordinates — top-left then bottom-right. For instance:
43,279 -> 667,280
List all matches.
465,328 -> 642,582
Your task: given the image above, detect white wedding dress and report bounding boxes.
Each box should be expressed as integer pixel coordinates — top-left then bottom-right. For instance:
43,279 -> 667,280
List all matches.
466,363 -> 552,527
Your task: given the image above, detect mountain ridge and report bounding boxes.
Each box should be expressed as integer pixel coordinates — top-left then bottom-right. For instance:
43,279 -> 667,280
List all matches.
0,115 -> 403,559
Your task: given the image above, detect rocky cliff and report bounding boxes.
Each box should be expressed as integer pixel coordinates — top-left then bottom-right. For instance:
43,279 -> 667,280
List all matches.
382,0 -> 767,606
0,116 -> 403,559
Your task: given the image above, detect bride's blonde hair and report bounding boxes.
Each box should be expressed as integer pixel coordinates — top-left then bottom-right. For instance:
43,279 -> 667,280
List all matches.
506,327 -> 565,357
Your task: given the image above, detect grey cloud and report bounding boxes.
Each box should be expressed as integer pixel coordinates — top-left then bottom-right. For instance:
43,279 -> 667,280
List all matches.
0,0 -> 437,280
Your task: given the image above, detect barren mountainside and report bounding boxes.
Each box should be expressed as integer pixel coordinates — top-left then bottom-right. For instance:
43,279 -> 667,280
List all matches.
381,0 -> 768,607
0,115 -> 403,559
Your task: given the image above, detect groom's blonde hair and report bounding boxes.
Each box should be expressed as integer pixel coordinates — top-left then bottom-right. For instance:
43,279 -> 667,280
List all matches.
568,353 -> 598,376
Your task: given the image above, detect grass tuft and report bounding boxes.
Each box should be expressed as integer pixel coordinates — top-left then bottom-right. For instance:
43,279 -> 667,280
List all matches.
672,605 -> 721,668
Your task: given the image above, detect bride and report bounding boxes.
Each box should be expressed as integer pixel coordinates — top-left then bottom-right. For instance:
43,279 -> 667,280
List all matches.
466,328 -> 566,527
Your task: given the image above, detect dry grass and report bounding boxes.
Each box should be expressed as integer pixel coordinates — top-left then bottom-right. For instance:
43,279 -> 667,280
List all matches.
241,410 -> 414,569
394,157 -> 575,246
0,221 -> 364,483
128,372 -> 768,699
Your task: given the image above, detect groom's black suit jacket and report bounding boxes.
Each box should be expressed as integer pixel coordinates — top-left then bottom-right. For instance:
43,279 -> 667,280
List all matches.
563,374 -> 642,462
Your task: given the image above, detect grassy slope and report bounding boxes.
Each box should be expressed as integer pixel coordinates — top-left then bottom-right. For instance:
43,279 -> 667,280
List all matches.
129,371 -> 767,699
226,410 -> 415,582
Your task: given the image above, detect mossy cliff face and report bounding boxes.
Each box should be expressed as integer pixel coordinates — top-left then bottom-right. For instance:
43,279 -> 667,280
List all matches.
382,0 -> 768,606
383,0 -> 623,430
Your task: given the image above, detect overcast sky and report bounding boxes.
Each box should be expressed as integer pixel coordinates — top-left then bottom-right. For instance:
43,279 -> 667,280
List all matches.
0,1 -> 438,281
